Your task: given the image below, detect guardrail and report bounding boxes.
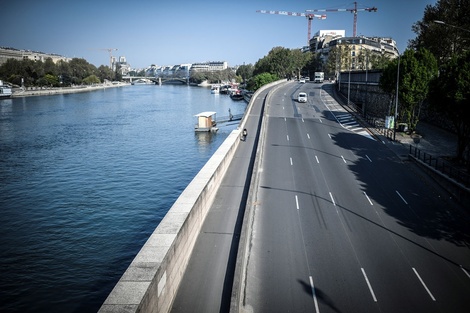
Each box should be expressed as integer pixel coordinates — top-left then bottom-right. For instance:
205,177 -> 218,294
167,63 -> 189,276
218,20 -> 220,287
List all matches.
409,145 -> 470,188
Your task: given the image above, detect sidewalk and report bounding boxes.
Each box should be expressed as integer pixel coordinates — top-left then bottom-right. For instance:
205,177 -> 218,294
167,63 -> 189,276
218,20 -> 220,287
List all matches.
379,121 -> 459,159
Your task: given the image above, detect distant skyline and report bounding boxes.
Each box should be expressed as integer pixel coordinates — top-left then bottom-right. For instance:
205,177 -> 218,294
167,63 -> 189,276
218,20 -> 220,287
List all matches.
3,0 -> 437,68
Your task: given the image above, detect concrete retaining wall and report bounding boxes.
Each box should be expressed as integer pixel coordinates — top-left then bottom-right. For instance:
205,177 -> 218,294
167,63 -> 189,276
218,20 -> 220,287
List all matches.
99,80 -> 285,313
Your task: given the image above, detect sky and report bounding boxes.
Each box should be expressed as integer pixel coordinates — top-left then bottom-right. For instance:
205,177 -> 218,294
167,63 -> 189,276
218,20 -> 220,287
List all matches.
2,0 -> 437,69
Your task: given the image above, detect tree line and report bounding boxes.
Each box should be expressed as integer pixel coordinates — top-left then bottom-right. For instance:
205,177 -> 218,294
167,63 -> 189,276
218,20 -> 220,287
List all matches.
380,0 -> 470,162
0,57 -> 121,87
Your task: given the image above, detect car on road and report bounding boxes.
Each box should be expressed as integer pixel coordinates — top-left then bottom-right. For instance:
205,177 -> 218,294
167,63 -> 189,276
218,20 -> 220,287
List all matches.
298,92 -> 307,103
299,78 -> 306,83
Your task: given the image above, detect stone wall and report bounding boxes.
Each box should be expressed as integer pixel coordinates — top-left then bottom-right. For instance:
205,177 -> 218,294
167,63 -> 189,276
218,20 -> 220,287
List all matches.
337,70 -> 456,133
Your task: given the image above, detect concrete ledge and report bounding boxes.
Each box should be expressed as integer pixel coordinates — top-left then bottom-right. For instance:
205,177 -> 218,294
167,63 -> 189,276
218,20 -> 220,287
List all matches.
99,80 -> 286,313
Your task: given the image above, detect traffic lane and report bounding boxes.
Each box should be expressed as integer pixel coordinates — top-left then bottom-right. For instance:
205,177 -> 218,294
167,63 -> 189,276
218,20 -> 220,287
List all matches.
286,116 -> 430,312
284,117 -> 384,312
286,93 -> 468,312
308,120 -> 468,310
328,129 -> 470,280
244,116 -> 317,312
246,98 -> 382,312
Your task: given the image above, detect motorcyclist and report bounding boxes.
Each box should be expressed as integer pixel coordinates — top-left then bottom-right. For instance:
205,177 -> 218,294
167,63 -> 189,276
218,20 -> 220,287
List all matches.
241,128 -> 247,141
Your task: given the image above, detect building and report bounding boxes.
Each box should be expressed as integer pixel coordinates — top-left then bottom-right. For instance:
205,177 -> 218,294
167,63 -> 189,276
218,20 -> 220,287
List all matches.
0,47 -> 71,66
309,30 -> 399,72
113,56 -> 131,75
190,61 -> 228,72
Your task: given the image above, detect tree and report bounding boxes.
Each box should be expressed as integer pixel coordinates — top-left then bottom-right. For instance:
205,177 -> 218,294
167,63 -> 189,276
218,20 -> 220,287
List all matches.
253,47 -> 288,78
380,48 -> 438,131
247,72 -> 279,91
236,64 -> 254,83
410,0 -> 470,65
83,75 -> 101,85
290,49 -> 311,79
429,51 -> 470,162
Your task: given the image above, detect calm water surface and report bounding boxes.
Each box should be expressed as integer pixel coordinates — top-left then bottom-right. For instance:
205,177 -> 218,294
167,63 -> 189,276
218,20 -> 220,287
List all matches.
0,84 -> 245,312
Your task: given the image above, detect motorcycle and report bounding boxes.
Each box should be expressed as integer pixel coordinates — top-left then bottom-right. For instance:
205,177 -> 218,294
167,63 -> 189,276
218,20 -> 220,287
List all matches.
240,128 -> 247,141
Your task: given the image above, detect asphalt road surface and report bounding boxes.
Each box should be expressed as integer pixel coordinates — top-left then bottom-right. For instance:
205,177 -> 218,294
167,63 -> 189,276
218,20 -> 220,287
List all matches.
241,81 -> 470,313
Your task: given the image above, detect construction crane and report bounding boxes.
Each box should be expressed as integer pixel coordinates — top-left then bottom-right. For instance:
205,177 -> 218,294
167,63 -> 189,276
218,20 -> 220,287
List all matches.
256,10 -> 326,46
306,2 -> 377,37
90,48 -> 118,69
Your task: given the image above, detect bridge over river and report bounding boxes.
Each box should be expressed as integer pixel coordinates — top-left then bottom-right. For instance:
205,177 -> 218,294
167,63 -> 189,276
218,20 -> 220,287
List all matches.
121,76 -> 189,85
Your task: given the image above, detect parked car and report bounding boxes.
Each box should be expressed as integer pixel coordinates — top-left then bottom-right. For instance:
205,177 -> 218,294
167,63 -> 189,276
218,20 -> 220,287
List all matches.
298,92 -> 307,103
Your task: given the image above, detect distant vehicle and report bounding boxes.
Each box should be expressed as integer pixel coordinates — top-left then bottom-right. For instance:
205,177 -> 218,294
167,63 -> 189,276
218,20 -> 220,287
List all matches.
299,78 -> 306,83
314,72 -> 324,83
298,92 -> 307,103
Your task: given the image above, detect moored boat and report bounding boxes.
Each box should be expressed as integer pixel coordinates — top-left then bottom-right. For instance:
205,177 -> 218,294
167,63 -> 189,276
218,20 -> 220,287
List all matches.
0,80 -> 12,99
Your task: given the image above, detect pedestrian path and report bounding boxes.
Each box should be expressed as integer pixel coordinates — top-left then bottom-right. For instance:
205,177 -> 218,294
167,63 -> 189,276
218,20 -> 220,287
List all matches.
320,85 -> 374,140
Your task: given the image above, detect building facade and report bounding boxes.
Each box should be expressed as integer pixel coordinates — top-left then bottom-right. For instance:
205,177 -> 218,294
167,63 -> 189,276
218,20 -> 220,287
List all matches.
190,61 -> 228,72
309,31 -> 399,72
0,47 -> 71,66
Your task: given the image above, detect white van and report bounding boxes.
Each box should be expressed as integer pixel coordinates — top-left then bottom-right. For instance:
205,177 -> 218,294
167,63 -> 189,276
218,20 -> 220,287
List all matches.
298,92 -> 307,103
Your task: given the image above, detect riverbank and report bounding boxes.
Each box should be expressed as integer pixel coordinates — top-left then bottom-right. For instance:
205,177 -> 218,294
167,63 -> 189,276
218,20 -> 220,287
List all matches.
11,81 -> 131,97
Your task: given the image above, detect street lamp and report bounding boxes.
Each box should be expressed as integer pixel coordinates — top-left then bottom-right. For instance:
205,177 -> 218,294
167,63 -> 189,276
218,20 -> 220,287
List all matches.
433,20 -> 470,33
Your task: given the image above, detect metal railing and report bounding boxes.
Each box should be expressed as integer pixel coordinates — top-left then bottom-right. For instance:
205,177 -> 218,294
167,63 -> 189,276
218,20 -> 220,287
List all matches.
409,145 -> 470,188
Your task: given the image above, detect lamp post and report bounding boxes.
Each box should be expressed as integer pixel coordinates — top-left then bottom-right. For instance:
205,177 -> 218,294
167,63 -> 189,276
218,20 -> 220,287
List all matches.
394,55 -> 400,141
433,20 -> 470,33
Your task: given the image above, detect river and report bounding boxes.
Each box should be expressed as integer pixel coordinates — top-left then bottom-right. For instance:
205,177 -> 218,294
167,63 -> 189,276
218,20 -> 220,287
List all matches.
0,84 -> 246,312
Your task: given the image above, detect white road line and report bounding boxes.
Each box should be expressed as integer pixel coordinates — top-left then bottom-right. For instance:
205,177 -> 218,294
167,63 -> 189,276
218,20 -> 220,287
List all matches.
307,133 -> 310,139
284,117 -> 287,122
295,195 -> 300,210
413,268 -> 436,301
366,155 -> 372,162
283,106 -> 285,110
302,118 -> 305,123
287,135 -> 290,141
329,192 -> 336,206
461,265 -> 470,278
328,134 -> 332,139
290,157 -> 293,166
319,118 -> 323,123
341,156 -> 346,163
315,156 -> 319,163
396,191 -> 408,205
361,268 -> 378,302
363,192 -> 373,205
309,276 -> 320,313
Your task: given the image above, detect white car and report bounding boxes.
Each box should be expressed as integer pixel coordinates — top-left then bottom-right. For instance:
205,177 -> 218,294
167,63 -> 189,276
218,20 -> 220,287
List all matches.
299,78 -> 306,83
298,92 -> 307,103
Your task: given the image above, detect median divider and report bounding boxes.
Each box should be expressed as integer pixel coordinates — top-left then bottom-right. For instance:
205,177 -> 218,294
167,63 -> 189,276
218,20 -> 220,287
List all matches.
99,79 -> 286,313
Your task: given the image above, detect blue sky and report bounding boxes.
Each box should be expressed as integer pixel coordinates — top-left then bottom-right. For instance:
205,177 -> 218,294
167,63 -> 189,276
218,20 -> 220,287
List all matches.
2,0 -> 436,69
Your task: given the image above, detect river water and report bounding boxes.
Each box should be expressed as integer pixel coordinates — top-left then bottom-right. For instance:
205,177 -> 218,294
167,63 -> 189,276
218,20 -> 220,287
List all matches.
0,84 -> 246,312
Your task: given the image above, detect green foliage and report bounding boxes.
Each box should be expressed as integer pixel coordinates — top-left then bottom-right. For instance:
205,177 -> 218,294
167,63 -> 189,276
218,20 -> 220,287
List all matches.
236,64 -> 254,82
83,75 -> 101,85
429,51 -> 470,161
247,72 -> 279,91
253,47 -> 311,80
410,0 -> 470,65
0,57 -> 112,87
380,48 -> 438,131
